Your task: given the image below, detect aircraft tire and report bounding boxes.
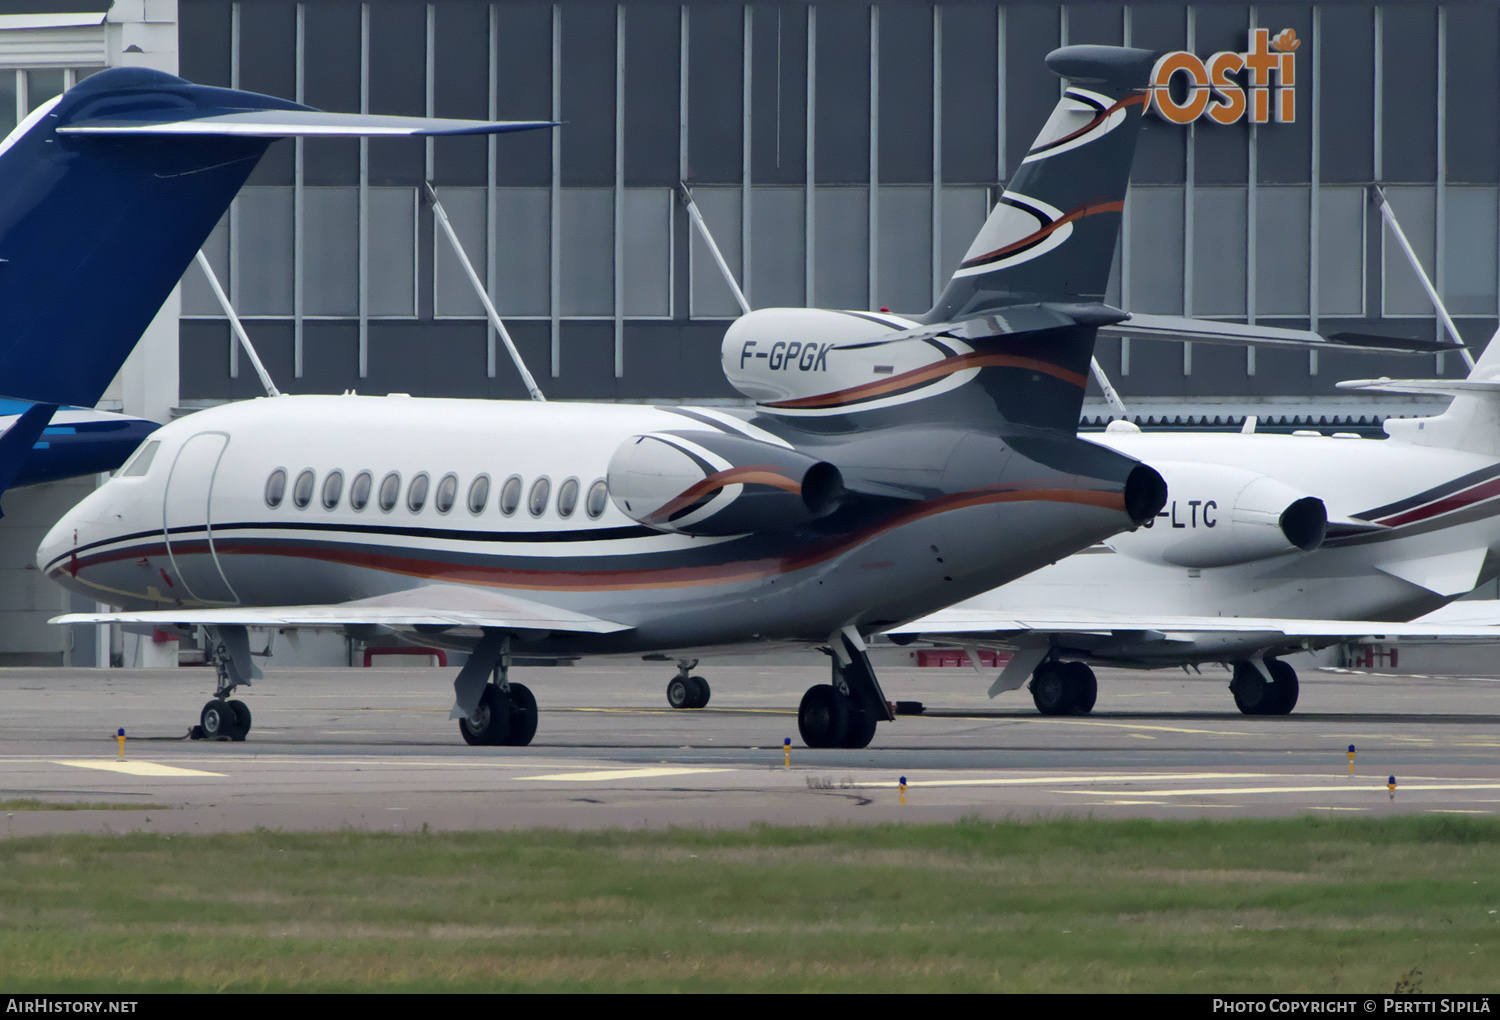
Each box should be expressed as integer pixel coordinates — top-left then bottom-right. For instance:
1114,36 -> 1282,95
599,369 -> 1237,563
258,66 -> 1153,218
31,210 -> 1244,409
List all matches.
798,684 -> 850,748
1230,662 -> 1276,715
1030,664 -> 1076,715
226,699 -> 252,741
687,676 -> 711,709
840,704 -> 879,749
1062,662 -> 1098,715
1266,660 -> 1299,715
199,700 -> 240,740
458,685 -> 511,746
503,683 -> 539,746
666,676 -> 693,709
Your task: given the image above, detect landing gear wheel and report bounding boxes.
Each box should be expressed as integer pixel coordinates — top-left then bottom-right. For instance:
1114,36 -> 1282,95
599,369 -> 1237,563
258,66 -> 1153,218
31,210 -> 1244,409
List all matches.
840,704 -> 879,749
502,683 -> 538,746
1231,661 -> 1297,715
798,684 -> 850,748
226,700 -> 252,740
458,685 -> 511,746
1030,664 -> 1075,716
1061,662 -> 1097,715
686,676 -> 711,709
199,700 -> 241,740
667,676 -> 693,709
1265,660 -> 1299,715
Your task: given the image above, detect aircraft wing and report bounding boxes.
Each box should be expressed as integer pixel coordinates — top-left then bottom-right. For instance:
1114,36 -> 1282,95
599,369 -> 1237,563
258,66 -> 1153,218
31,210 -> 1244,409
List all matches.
886,607 -> 1500,643
57,110 -> 557,138
51,584 -> 631,634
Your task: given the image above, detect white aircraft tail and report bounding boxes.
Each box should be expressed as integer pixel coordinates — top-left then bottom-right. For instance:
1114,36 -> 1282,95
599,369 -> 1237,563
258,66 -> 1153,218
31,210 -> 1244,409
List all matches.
1342,329 -> 1500,456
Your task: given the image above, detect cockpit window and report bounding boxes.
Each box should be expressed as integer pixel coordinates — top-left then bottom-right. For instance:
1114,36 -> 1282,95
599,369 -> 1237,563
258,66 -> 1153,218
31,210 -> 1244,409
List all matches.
120,440 -> 160,477
265,468 -> 287,507
292,469 -> 315,509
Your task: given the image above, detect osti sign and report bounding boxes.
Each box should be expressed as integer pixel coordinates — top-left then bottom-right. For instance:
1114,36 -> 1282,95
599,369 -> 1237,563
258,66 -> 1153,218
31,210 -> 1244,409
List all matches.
1149,28 -> 1299,125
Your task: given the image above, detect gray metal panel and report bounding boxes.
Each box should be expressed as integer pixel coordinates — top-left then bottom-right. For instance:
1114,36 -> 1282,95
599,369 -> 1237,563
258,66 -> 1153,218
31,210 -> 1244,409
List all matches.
365,321 -> 489,398
688,187 -> 741,318
1257,187 -> 1311,317
813,186 -> 868,311
1124,3 -> 1187,186
623,188 -> 671,318
875,186 -> 931,316
491,187 -> 551,317
493,2 -> 554,187
1318,3 -> 1374,185
1002,4 -> 1059,179
180,211 -> 231,318
559,188 -> 614,316
940,2 -> 996,184
1443,188 -> 1499,316
876,1 -> 931,184
431,2 -> 489,187
178,0 -> 231,88
1317,186 -> 1366,317
749,186 -> 805,308
560,3 -> 616,186
1192,187 -> 1248,316
624,3 -> 679,186
366,0 -> 425,186
687,1 -> 743,184
367,187 -> 417,317
1444,4 -> 1500,185
814,2 -> 869,184
1129,187 -> 1186,315
1381,3 -> 1438,183
749,0 -> 806,185
301,2 -> 360,186
1256,5 -> 1312,185
431,186 -> 486,318
299,320 -> 359,395
236,187 -> 295,316
239,0 -> 295,187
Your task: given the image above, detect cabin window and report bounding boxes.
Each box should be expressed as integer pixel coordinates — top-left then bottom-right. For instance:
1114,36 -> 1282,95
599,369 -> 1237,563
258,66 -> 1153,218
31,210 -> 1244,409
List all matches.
264,467 -> 287,507
435,473 -> 458,514
121,440 -> 160,478
322,469 -> 344,510
292,469 -> 315,509
528,476 -> 550,517
467,474 -> 490,515
407,472 -> 430,513
586,479 -> 608,519
378,471 -> 401,512
349,470 -> 372,511
556,477 -> 579,518
500,475 -> 522,516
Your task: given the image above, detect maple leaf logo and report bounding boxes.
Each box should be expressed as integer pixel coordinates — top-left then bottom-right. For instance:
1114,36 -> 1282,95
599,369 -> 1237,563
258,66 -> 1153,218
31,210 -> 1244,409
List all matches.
1271,28 -> 1300,52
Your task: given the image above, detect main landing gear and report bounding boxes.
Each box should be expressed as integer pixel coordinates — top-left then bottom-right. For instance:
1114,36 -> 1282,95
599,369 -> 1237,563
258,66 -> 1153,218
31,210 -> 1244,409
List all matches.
797,628 -> 894,749
1229,659 -> 1299,715
1029,660 -> 1098,716
665,659 -> 711,709
191,624 -> 261,741
452,632 -> 538,746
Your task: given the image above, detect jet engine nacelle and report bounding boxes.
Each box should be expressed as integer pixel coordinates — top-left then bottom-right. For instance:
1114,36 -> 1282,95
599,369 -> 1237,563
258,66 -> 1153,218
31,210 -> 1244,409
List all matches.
721,307 -> 951,405
607,430 -> 845,536
1107,460 -> 1327,568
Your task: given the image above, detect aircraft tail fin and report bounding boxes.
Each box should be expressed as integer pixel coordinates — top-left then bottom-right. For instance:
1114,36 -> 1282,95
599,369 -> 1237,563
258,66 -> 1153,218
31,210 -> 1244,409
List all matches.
1348,327 -> 1500,456
0,67 -> 551,410
925,46 -> 1154,324
0,403 -> 57,517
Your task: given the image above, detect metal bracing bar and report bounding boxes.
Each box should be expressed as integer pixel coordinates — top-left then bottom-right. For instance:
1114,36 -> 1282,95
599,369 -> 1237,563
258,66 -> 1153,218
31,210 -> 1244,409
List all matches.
1090,357 -> 1128,417
1371,185 -> 1476,370
425,182 -> 546,402
681,184 -> 751,316
194,250 -> 281,398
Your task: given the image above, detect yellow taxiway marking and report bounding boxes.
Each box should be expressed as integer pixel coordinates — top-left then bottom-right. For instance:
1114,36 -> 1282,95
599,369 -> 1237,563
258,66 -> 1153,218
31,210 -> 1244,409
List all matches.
1039,719 -> 1262,737
54,760 -> 225,777
1430,809 -> 1492,814
1069,782 -> 1500,797
520,766 -> 736,782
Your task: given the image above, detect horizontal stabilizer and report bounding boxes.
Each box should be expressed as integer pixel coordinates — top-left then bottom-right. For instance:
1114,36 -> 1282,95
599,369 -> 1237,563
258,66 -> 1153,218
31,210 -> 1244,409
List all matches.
52,584 -> 631,634
1336,377 -> 1500,397
1100,314 -> 1456,354
59,110 -> 556,138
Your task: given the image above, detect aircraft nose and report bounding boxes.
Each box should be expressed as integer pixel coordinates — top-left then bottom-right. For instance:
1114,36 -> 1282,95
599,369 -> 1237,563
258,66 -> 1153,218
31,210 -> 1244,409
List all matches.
37,507 -> 83,580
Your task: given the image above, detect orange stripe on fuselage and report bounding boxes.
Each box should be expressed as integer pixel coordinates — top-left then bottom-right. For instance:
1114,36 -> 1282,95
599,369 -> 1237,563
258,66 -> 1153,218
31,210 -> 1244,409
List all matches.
642,465 -> 801,525
764,351 -> 1087,410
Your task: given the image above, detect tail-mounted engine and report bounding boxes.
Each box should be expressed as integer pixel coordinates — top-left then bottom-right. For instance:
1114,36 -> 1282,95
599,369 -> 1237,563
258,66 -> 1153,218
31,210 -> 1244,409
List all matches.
607,430 -> 845,536
1109,460 -> 1327,568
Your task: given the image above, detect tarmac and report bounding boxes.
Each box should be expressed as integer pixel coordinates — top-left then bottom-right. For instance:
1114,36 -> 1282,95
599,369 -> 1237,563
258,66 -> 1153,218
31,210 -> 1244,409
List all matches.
2,659 -> 1499,835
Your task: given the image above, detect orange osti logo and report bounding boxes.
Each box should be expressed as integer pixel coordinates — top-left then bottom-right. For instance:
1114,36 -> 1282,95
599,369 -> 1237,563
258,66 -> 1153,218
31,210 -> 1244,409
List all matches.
1150,27 -> 1298,125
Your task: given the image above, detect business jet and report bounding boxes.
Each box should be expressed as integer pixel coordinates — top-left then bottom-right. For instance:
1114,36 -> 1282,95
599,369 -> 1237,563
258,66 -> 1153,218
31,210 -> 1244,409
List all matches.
37,46 -> 1432,749
888,338 -> 1500,716
36,44 -> 1190,751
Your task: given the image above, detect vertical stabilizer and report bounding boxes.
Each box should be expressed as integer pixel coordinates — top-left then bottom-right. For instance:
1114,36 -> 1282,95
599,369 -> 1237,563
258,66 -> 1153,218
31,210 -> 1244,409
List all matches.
1382,328 -> 1500,456
926,46 -> 1154,324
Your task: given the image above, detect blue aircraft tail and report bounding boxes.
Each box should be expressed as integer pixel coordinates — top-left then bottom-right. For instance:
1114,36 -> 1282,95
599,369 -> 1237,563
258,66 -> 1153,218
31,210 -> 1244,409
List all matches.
0,66 -> 551,410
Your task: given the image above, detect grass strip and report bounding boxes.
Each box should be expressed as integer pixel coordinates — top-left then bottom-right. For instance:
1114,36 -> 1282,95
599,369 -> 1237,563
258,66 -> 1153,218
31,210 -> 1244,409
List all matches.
1,815 -> 1498,992
0,799 -> 155,812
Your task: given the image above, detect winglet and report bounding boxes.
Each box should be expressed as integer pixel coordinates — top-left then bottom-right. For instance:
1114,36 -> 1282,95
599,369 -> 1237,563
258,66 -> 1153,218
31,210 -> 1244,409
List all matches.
0,403 -> 57,516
